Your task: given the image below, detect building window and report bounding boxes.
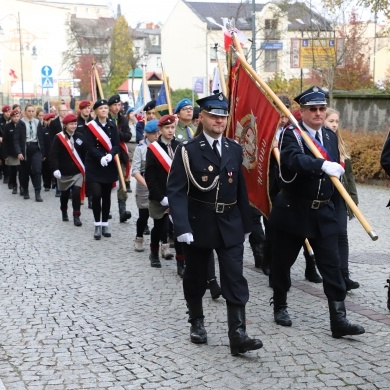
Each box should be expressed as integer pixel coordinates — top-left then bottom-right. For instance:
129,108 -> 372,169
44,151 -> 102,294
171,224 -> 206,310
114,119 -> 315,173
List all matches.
210,46 -> 217,61
149,35 -> 160,46
264,50 -> 278,72
265,19 -> 279,39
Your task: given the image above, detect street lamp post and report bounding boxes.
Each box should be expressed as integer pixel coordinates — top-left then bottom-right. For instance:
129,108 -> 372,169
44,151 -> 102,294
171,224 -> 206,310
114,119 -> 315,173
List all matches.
0,12 -> 25,108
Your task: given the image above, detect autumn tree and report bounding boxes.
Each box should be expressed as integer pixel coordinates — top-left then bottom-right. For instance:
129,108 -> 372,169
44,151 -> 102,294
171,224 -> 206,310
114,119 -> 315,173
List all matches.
109,15 -> 134,96
333,11 -> 374,90
62,15 -> 114,98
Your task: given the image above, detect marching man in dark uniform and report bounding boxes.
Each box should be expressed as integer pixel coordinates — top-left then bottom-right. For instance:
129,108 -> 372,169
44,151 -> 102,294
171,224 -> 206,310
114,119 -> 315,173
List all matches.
167,93 -> 263,356
269,86 -> 365,338
108,94 -> 132,223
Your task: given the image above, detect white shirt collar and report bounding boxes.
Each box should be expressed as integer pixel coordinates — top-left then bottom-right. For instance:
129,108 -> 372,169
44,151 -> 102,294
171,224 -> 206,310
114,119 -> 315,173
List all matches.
203,131 -> 222,149
302,122 -> 322,142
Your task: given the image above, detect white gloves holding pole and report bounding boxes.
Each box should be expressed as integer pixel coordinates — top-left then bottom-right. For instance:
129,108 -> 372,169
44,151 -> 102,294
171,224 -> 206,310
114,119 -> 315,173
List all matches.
321,161 -> 345,179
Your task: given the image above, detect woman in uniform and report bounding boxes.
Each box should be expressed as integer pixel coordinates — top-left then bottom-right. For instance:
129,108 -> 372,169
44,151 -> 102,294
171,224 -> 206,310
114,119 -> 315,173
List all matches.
85,99 -> 119,240
50,114 -> 86,227
145,115 -> 178,269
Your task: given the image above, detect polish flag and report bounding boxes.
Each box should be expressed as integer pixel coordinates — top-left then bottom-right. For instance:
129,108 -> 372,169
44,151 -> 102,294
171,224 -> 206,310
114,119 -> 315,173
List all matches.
222,18 -> 248,52
9,69 -> 17,79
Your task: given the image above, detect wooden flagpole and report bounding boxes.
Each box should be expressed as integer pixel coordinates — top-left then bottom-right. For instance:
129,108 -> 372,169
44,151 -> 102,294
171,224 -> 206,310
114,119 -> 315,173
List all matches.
230,26 -> 378,241
217,52 -> 227,96
92,64 -> 126,191
161,63 -> 172,114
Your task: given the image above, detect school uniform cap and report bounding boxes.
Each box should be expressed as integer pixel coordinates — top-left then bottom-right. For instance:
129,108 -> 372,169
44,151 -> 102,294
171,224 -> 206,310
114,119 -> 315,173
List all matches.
294,86 -> 328,106
2,105 -> 11,113
144,119 -> 159,133
10,109 -> 20,117
93,99 -> 108,110
196,93 -> 229,117
79,100 -> 91,109
108,94 -> 121,106
158,115 -> 176,127
174,98 -> 192,114
63,114 -> 78,125
143,100 -> 156,112
126,107 -> 135,115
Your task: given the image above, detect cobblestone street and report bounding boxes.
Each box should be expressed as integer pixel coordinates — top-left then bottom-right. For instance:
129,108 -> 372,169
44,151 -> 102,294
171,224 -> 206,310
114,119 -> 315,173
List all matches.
0,182 -> 389,389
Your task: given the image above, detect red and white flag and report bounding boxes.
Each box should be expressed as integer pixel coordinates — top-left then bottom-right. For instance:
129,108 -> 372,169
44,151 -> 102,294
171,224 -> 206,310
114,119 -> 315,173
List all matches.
9,69 -> 17,79
226,61 -> 281,218
222,18 -> 248,52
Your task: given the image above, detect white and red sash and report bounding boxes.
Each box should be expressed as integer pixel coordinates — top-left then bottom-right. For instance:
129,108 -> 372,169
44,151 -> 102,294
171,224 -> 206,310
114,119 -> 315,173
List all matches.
57,132 -> 86,201
86,120 -> 112,152
148,142 -> 172,173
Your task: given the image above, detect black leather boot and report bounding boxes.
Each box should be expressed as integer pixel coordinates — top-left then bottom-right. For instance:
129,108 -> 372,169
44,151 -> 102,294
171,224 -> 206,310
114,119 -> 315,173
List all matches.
35,190 -> 43,202
341,269 -> 360,291
62,210 -> 69,222
94,225 -> 102,240
187,301 -> 207,344
227,304 -> 263,355
118,200 -> 131,223
23,189 -> 30,199
207,278 -> 221,299
328,300 -> 365,338
271,292 -> 292,327
102,225 -> 111,237
150,244 -> 161,268
73,214 -> 82,227
304,250 -> 322,283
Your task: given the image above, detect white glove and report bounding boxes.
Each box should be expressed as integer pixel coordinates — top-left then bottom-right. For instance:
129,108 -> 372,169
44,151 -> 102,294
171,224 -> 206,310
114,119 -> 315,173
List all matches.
321,161 -> 345,178
100,156 -> 108,167
245,233 -> 250,240
53,170 -> 61,179
177,233 -> 194,245
160,196 -> 169,206
105,154 -> 112,163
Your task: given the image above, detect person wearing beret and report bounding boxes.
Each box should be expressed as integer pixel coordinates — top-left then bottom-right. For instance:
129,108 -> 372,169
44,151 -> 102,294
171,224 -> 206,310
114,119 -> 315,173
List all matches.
268,86 -> 364,339
131,119 -> 159,253
0,105 -> 12,183
14,104 -> 45,202
50,114 -> 87,227
85,99 -> 119,240
108,94 -> 132,223
167,93 -> 262,355
145,115 -> 179,268
40,113 -> 57,192
76,100 -> 93,207
174,98 -> 196,142
135,100 -> 156,144
2,109 -> 22,194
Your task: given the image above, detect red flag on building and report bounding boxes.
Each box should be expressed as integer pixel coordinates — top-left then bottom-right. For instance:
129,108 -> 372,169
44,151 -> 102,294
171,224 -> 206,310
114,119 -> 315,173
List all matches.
9,69 -> 17,79
226,61 -> 281,218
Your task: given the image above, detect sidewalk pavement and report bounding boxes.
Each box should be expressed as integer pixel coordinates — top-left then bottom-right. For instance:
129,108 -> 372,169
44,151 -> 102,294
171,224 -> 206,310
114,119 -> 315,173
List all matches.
0,182 -> 389,389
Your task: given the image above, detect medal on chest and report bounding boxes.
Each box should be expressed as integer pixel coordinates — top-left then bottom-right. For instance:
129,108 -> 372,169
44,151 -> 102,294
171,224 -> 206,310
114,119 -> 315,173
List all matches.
228,172 -> 233,184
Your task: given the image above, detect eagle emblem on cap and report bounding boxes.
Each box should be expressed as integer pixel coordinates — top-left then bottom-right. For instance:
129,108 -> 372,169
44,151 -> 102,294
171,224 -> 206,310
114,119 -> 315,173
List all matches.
313,87 -> 319,92
218,93 -> 223,101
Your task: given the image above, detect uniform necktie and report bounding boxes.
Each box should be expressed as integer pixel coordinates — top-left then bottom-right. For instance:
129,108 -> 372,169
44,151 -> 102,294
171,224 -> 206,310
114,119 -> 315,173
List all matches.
315,131 -> 322,145
29,121 -> 33,139
213,140 -> 221,160
167,143 -> 174,159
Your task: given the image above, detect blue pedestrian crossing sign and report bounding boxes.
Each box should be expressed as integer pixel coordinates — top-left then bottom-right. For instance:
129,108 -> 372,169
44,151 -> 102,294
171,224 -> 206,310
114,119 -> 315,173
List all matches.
42,76 -> 54,88
41,65 -> 54,89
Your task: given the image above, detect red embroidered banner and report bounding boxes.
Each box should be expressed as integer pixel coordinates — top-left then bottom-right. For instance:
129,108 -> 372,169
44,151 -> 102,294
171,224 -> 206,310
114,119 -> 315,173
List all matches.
227,62 -> 281,218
